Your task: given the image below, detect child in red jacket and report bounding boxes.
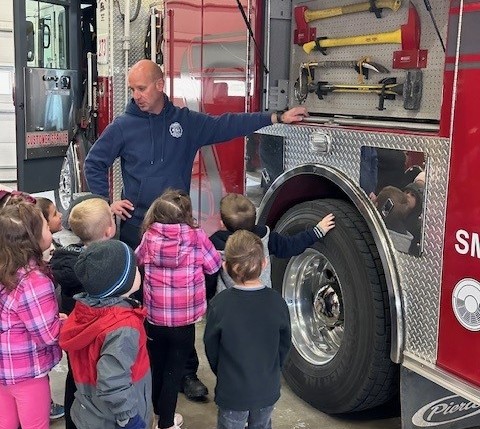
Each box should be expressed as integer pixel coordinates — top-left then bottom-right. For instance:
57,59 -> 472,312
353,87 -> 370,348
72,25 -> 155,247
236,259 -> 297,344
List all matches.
60,240 -> 151,429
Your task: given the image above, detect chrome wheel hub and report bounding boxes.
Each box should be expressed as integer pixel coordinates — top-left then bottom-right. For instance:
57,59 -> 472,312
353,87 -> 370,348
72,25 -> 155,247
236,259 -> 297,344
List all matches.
283,248 -> 344,365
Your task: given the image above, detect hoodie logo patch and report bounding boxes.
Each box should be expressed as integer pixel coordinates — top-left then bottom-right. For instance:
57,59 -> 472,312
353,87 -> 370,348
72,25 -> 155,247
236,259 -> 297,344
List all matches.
169,122 -> 183,138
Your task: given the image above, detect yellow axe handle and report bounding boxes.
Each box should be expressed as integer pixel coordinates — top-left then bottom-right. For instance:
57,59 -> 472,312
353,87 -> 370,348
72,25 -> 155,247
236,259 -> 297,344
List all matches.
330,87 -> 398,95
303,28 -> 401,54
305,0 -> 401,23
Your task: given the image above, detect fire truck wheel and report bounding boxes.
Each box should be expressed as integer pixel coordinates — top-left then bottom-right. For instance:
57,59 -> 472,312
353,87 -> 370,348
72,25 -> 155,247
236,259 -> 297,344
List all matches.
54,145 -> 79,227
271,198 -> 398,413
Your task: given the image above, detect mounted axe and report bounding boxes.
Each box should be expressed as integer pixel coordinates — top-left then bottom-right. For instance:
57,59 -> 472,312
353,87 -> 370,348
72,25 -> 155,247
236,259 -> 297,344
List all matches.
295,59 -> 390,103
303,1 -> 420,55
314,72 -> 422,111
295,0 -> 402,44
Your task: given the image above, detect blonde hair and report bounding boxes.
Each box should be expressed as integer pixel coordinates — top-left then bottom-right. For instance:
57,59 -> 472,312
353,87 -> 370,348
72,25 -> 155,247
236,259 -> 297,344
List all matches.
69,198 -> 113,244
224,230 -> 264,284
142,188 -> 195,234
220,193 -> 256,232
0,203 -> 48,291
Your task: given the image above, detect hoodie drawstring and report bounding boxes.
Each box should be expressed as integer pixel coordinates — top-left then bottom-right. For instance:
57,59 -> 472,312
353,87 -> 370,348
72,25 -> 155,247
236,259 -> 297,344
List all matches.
149,107 -> 166,165
149,115 -> 155,165
161,114 -> 165,163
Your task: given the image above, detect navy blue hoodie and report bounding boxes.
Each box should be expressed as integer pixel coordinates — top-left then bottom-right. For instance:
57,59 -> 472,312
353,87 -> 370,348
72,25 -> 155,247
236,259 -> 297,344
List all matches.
85,96 -> 273,226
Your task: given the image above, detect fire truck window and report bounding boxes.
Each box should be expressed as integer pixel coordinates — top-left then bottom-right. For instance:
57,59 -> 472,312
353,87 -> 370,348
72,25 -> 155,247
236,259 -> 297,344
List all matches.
361,146 -> 426,256
218,80 -> 245,97
25,0 -> 68,69
246,134 -> 284,208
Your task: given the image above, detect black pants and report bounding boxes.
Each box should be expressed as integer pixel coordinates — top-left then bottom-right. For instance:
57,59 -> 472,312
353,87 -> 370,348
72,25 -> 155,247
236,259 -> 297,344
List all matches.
184,348 -> 199,377
119,220 -> 142,249
120,221 -> 143,302
147,322 -> 195,428
64,355 -> 77,429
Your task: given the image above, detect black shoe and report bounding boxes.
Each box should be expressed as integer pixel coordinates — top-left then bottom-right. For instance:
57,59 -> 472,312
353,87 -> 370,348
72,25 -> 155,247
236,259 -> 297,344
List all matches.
181,375 -> 208,399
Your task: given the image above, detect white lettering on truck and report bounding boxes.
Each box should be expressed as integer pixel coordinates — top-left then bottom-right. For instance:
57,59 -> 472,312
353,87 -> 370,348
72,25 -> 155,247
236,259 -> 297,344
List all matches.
455,229 -> 480,258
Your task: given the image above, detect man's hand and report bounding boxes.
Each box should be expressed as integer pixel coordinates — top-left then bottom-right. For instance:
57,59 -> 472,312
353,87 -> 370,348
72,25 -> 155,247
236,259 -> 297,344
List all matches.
272,106 -> 308,124
316,213 -> 335,236
111,199 -> 134,221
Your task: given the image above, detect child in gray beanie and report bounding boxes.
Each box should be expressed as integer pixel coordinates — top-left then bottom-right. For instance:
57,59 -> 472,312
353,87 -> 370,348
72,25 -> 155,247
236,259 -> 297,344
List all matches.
60,240 -> 152,429
74,239 -> 137,298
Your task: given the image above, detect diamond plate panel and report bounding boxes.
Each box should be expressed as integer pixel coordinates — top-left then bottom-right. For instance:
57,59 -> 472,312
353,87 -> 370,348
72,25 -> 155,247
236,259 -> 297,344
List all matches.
260,123 -> 450,364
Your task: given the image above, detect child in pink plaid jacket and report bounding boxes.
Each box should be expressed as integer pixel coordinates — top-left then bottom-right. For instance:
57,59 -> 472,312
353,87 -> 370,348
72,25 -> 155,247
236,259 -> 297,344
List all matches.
135,188 -> 221,429
0,202 -> 63,429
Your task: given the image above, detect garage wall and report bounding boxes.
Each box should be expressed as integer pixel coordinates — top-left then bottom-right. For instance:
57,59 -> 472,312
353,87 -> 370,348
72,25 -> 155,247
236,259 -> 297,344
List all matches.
0,0 -> 16,182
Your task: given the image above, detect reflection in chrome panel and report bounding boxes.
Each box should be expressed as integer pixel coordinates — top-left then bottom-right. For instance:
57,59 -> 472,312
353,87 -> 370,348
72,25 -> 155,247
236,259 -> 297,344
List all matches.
360,147 -> 426,256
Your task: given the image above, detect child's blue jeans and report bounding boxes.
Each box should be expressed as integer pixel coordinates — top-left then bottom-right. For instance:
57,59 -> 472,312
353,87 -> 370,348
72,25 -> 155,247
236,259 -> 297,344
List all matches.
217,405 -> 274,429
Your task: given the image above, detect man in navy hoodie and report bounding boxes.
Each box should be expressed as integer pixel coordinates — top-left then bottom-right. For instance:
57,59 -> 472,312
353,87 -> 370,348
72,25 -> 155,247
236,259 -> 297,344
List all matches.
84,59 -> 307,401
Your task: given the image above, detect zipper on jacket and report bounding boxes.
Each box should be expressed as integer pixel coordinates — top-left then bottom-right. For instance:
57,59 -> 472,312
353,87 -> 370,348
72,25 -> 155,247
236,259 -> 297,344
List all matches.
161,113 -> 165,163
149,108 -> 166,164
149,115 -> 155,165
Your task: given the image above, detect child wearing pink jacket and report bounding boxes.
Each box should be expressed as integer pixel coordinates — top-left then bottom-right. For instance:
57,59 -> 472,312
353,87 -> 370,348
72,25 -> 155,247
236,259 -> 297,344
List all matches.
0,202 -> 63,429
135,189 -> 221,429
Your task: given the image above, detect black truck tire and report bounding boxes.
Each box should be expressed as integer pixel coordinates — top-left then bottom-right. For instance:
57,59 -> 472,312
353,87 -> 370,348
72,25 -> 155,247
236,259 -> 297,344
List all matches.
271,198 -> 398,413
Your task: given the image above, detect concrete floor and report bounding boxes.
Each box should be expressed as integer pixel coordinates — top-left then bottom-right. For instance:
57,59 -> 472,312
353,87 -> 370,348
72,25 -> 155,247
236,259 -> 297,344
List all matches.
49,320 -> 401,429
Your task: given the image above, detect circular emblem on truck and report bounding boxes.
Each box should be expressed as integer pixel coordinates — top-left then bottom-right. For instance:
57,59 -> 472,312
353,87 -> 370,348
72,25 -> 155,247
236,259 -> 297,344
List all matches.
452,278 -> 480,331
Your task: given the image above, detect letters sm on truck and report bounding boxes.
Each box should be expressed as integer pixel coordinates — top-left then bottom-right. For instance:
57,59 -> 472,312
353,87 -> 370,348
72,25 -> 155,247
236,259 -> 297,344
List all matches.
56,0 -> 480,425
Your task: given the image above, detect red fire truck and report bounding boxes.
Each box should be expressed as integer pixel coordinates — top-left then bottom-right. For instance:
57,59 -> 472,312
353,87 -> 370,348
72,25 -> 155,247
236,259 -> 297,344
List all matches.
44,0 -> 480,426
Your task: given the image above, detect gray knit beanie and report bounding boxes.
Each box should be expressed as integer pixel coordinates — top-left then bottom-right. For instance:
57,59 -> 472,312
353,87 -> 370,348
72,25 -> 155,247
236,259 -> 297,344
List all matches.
74,240 -> 137,298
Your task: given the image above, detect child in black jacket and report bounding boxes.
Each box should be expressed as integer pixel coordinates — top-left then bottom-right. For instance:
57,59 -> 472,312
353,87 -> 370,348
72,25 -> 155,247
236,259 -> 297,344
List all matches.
206,193 -> 335,297
204,230 -> 291,429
